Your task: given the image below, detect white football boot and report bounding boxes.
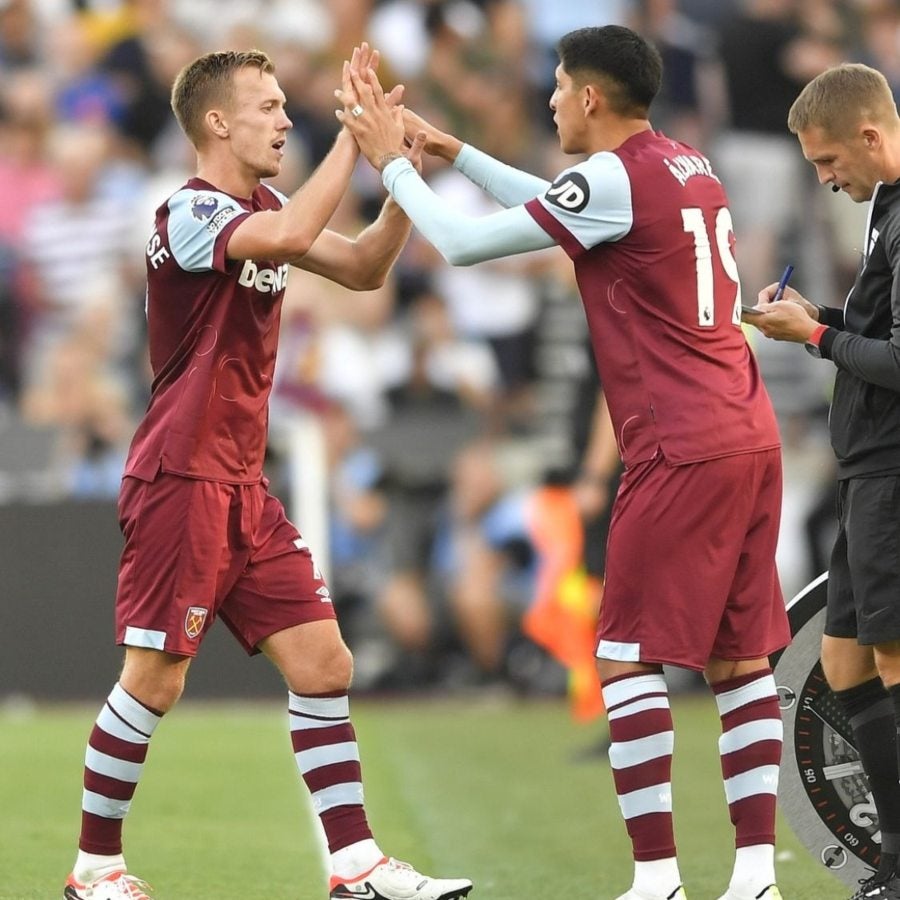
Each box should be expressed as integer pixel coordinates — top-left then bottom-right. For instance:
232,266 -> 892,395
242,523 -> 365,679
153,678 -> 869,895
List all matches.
329,856 -> 473,899
64,870 -> 152,899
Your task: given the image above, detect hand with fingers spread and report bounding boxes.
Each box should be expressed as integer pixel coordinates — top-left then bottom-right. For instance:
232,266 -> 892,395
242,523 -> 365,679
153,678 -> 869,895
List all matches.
336,64 -> 408,171
334,44 -> 405,140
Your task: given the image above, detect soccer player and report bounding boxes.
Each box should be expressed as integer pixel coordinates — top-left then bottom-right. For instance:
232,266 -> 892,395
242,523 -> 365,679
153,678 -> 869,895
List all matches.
62,46 -> 473,900
338,25 -> 790,900
747,63 -> 900,900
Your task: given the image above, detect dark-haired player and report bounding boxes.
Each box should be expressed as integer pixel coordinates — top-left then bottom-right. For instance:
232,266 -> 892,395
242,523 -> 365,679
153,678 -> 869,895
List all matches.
62,45 -> 472,900
341,24 -> 789,900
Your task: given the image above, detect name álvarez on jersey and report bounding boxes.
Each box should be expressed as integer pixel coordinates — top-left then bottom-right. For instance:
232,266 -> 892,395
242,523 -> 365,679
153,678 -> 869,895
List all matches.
524,130 -> 779,468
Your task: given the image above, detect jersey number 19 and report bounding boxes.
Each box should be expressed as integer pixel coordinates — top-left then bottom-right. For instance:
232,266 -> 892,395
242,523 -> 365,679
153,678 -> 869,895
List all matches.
681,206 -> 742,328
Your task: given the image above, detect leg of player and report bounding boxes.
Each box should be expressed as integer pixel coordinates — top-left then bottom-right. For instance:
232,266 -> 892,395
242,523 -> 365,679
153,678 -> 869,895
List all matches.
599,659 -> 685,900
64,648 -> 190,900
261,620 -> 473,900
827,636 -> 900,899
705,657 -> 783,900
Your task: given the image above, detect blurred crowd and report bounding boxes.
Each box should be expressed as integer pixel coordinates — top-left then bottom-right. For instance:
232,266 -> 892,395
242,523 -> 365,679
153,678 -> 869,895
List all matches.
1,0 -> 897,693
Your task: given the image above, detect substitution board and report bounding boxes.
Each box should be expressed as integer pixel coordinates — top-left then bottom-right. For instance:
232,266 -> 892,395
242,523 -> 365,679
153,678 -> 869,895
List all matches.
773,573 -> 881,888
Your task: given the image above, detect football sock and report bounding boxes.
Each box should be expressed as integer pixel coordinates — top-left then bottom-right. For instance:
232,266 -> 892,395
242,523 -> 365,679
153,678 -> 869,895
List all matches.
632,857 -> 682,896
72,851 -> 126,884
838,679 -> 900,860
713,668 -> 781,893
288,691 -> 375,876
728,844 -> 776,894
75,682 -> 162,865
602,671 -> 678,869
330,839 -> 384,881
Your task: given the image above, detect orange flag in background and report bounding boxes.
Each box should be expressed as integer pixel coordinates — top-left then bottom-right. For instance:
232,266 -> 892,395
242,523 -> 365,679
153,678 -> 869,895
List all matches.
523,485 -> 604,721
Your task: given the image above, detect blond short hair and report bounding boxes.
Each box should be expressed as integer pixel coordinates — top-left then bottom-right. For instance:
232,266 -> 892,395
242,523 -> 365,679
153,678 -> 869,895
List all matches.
788,63 -> 899,139
171,49 -> 274,147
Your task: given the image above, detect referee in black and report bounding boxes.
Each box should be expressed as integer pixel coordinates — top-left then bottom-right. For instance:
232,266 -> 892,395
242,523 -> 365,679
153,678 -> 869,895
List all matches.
747,63 -> 900,900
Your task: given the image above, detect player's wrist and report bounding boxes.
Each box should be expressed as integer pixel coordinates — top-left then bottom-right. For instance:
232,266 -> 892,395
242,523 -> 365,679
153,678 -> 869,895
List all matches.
440,135 -> 464,163
807,323 -> 828,346
377,151 -> 405,171
804,323 -> 830,358
336,127 -> 360,154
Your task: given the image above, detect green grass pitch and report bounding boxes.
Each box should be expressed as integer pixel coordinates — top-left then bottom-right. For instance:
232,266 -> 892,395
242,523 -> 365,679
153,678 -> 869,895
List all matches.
1,695 -> 843,899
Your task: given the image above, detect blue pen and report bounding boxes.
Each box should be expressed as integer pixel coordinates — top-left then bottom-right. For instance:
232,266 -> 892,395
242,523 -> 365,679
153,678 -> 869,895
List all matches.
772,264 -> 794,302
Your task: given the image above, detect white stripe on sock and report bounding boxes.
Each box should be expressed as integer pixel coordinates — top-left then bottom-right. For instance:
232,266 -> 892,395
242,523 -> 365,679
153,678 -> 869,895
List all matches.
310,782 -> 364,813
295,741 -> 361,773
618,782 -> 673,820
715,674 -> 777,716
108,683 -> 161,736
609,730 -> 674,770
723,765 -> 780,804
84,747 -> 143,784
289,693 -> 350,720
719,719 -> 783,755
602,673 -> 668,709
607,696 -> 671,721
81,789 -> 132,819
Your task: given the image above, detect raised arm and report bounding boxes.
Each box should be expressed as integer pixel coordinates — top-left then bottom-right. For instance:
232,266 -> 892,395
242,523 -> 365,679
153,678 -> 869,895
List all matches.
226,44 -> 404,265
292,134 -> 427,291
337,69 -> 554,266
226,127 -> 360,263
380,157 -> 555,266
402,108 -> 550,208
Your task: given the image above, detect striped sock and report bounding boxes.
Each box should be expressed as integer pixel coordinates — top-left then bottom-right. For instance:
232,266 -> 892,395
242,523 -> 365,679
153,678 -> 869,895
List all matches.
714,668 -> 782,891
78,682 -> 161,857
289,691 -> 374,864
602,671 -> 677,863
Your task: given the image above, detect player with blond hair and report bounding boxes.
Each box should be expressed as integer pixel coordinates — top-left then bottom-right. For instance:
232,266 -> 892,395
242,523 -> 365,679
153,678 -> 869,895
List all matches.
62,45 -> 472,900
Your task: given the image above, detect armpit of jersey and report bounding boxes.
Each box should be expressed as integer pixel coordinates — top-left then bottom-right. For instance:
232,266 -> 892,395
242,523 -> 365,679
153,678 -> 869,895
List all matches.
167,188 -> 247,272
535,152 -> 633,250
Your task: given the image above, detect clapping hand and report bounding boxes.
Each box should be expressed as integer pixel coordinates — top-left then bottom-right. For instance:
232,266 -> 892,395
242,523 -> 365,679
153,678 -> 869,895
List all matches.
336,51 -> 424,173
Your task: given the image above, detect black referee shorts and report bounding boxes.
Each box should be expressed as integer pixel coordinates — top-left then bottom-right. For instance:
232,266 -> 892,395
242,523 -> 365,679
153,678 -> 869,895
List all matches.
825,473 -> 900,645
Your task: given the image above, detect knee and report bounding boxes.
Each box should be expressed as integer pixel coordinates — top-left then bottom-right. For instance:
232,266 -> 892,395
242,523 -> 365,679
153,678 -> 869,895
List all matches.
286,640 -> 354,694
146,674 -> 186,713
323,642 -> 354,691
820,637 -> 878,692
120,653 -> 188,714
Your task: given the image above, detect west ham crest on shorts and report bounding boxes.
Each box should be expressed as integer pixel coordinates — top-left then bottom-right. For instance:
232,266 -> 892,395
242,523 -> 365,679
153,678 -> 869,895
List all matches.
184,606 -> 208,639
774,573 -> 879,890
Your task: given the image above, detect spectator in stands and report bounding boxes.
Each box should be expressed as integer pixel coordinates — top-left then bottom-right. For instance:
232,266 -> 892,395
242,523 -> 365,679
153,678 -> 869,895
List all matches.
0,0 -> 39,73
20,313 -> 133,499
18,123 -> 141,393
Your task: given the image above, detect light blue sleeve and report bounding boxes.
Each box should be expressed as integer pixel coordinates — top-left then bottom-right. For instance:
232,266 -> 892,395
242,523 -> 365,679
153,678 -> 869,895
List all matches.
167,189 -> 247,272
532,152 -> 633,249
261,183 -> 290,206
453,143 -> 551,208
382,158 -> 556,266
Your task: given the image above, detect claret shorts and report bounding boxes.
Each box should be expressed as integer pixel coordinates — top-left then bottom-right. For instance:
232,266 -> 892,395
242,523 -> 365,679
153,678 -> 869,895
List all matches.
115,472 -> 336,657
596,448 -> 790,671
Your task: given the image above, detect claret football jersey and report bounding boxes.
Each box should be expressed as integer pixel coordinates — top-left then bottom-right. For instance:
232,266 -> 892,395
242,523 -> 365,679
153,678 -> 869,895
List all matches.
125,177 -> 289,484
525,130 -> 780,467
